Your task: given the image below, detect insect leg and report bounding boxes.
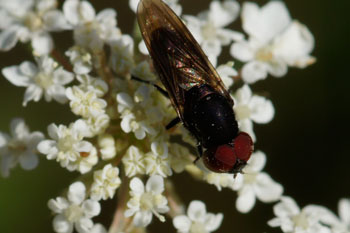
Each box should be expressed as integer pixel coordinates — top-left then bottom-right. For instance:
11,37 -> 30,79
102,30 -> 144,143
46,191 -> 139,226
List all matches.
166,117 -> 181,129
193,143 -> 203,164
131,75 -> 169,98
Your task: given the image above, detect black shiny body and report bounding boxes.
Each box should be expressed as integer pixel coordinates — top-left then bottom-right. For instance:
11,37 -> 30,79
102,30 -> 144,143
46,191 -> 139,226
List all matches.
183,84 -> 238,149
137,0 -> 254,175
137,0 -> 240,155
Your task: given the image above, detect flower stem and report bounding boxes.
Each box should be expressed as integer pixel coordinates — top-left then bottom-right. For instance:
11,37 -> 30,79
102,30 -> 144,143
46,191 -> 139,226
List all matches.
50,49 -> 73,72
165,180 -> 185,218
108,175 -> 131,233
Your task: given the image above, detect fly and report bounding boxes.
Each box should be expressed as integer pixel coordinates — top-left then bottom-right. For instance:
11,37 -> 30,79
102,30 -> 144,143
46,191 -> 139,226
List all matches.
137,0 -> 254,176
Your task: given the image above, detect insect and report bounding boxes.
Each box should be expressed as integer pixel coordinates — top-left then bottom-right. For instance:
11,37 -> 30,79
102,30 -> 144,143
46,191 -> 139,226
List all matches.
137,0 -> 253,175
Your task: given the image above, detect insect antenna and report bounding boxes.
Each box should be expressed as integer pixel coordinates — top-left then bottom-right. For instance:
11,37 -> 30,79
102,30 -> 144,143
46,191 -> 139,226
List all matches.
131,75 -> 169,98
131,75 -> 181,130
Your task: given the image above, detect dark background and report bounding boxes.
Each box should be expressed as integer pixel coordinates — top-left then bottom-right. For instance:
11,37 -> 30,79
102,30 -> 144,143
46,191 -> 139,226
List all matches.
0,0 -> 349,232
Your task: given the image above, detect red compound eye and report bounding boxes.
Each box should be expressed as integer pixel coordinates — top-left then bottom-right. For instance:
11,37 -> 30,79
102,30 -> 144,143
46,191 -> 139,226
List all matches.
233,132 -> 254,162
203,145 -> 236,173
202,132 -> 253,174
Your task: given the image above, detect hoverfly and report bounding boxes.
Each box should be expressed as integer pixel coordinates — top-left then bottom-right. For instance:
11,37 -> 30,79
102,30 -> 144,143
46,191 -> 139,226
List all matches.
137,0 -> 253,175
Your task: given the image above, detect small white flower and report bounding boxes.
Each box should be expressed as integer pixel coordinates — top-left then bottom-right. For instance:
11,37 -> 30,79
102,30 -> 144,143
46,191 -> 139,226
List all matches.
173,200 -> 223,233
131,60 -> 157,82
233,84 -> 274,141
268,196 -> 332,233
0,0 -> 69,54
66,74 -> 108,120
97,134 -> 116,160
169,143 -> 193,173
90,164 -> 121,201
66,86 -> 107,118
75,146 -> 98,174
230,1 -> 315,83
116,90 -> 157,140
109,35 -> 135,75
125,175 -> 169,227
75,75 -> 108,98
204,173 -> 235,192
48,181 -> 101,233
37,120 -> 97,173
83,114 -> 110,138
122,145 -> 146,177
0,118 -> 44,177
232,151 -> 283,213
2,56 -> 74,106
184,0 -> 243,66
144,140 -> 172,177
216,61 -> 237,89
65,46 -> 93,75
63,0 -> 121,51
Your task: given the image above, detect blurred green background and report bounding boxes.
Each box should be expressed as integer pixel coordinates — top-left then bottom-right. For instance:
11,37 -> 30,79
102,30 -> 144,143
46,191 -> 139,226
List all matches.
0,0 -> 349,232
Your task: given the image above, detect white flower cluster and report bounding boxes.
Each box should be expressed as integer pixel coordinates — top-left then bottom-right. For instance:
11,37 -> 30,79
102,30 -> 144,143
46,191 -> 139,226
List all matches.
0,1 -> 335,233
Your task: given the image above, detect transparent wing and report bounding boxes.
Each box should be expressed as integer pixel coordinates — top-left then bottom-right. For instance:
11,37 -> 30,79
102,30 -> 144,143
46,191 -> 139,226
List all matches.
137,0 -> 233,120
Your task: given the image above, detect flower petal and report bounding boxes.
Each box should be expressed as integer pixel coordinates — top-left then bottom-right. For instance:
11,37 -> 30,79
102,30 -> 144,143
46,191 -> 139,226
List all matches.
339,198 -> 350,225
241,61 -> 268,84
82,199 -> 101,218
145,175 -> 164,194
2,64 -> 32,87
43,10 -> 71,31
187,200 -> 206,222
32,34 -> 53,55
76,217 -> 94,233
236,185 -> 256,213
274,21 -> 315,68
209,0 -> 240,27
133,210 -> 152,227
274,196 -> 300,217
244,151 -> 266,173
173,215 -> 191,232
242,1 -> 291,43
266,59 -> 288,77
48,197 -> 69,213
249,96 -> 274,124
130,177 -> 145,195
89,224 -> 107,233
254,172 -> 283,202
53,214 -> 73,233
63,0 -> 95,25
0,26 -> 19,51
23,84 -> 43,106
19,152 -> 38,170
230,41 -> 255,62
205,213 -> 224,232
68,181 -> 86,204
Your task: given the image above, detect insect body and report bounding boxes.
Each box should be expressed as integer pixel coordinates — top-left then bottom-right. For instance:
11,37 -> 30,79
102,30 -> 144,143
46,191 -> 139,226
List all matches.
137,0 -> 253,175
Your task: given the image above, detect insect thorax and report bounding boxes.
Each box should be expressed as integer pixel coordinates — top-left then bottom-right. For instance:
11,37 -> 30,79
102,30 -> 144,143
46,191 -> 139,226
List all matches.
183,84 -> 238,148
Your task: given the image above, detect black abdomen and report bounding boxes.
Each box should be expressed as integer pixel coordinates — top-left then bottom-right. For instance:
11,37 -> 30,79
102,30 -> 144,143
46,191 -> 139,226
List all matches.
183,85 -> 238,148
